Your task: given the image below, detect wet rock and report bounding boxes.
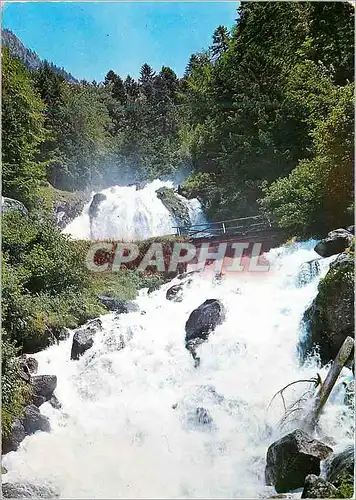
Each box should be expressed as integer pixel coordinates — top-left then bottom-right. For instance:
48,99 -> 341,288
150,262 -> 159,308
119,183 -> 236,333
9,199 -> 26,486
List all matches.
156,186 -> 190,227
166,284 -> 184,302
314,229 -> 353,258
70,318 -> 102,360
32,394 -> 46,407
325,445 -> 354,487
185,299 -> 225,344
303,252 -> 354,364
49,394 -> 62,410
98,295 -> 139,313
1,196 -> 28,216
19,355 -> 38,382
2,483 -> 60,498
2,419 -> 26,455
22,404 -> 51,435
185,338 -> 205,367
265,429 -> 333,493
31,375 -> 57,401
88,192 -> 107,220
54,195 -> 87,229
301,475 -> 338,498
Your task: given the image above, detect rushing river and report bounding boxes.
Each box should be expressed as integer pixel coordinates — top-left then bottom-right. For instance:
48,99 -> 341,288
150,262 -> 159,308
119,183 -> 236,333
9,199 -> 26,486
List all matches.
3,238 -> 353,498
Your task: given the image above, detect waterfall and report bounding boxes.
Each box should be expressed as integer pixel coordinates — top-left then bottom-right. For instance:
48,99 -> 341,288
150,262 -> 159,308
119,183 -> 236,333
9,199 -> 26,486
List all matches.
3,242 -> 353,498
62,180 -> 205,241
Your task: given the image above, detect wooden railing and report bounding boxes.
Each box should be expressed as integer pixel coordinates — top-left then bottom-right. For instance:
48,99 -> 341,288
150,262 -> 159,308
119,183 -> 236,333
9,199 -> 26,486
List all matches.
173,214 -> 275,238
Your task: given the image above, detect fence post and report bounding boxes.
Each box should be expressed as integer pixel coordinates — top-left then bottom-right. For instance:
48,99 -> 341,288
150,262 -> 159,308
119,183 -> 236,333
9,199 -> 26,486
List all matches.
222,222 -> 226,234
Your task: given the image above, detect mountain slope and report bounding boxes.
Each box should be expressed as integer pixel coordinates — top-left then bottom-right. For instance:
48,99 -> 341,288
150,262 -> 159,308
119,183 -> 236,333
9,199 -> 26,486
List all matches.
2,28 -> 78,83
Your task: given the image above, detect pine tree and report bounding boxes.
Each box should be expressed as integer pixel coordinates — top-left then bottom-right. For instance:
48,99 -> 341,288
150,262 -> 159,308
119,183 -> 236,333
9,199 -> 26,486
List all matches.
104,69 -> 126,103
210,25 -> 230,59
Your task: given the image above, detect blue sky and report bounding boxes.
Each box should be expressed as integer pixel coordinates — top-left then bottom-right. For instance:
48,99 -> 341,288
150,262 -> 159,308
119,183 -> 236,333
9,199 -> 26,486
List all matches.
2,2 -> 239,82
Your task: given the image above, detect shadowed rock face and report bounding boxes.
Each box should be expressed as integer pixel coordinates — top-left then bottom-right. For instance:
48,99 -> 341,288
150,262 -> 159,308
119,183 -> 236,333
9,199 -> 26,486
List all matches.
325,445 -> 354,487
265,429 -> 333,493
70,318 -> 102,360
2,419 -> 26,455
54,196 -> 87,229
314,228 -> 353,258
22,404 -> 51,435
185,299 -> 225,343
303,252 -> 354,364
31,375 -> 57,401
156,187 -> 190,227
88,192 -> 107,220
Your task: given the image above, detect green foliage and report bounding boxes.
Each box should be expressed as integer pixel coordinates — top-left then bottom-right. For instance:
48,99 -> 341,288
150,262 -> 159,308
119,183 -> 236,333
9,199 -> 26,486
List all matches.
1,1 -> 354,439
181,2 -> 353,231
261,75 -> 354,237
2,49 -> 47,207
334,475 -> 354,499
2,334 -> 32,438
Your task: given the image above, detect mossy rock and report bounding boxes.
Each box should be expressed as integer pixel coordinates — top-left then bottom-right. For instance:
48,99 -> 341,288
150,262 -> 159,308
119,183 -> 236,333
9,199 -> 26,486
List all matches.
303,252 -> 354,364
156,187 -> 190,227
38,183 -> 89,229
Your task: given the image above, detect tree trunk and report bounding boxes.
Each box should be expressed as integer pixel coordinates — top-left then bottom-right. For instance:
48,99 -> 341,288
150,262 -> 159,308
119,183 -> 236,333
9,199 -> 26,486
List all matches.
303,336 -> 354,433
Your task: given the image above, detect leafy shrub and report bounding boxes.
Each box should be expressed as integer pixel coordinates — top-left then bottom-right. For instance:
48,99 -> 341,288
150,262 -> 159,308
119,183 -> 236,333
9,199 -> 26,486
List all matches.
2,334 -> 32,438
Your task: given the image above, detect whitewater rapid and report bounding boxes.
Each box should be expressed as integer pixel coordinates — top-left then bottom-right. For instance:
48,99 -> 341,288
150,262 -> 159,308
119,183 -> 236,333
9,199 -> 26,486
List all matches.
63,180 -> 207,240
3,242 -> 353,498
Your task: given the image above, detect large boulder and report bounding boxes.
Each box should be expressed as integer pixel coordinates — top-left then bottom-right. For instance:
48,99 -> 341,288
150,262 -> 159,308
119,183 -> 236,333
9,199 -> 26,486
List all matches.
98,295 -> 139,314
1,196 -> 28,216
2,419 -> 26,455
185,299 -> 225,343
156,186 -> 190,227
88,192 -> 107,220
31,375 -> 57,401
303,252 -> 354,364
70,318 -> 102,360
22,404 -> 51,435
2,483 -> 60,498
314,229 -> 353,258
265,429 -> 333,493
19,355 -> 38,382
20,355 -> 38,375
325,445 -> 354,487
301,475 -> 338,498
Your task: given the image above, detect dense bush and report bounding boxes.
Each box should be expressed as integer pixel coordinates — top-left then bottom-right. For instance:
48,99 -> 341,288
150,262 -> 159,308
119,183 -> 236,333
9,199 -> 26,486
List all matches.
2,334 -> 32,438
261,76 -> 353,238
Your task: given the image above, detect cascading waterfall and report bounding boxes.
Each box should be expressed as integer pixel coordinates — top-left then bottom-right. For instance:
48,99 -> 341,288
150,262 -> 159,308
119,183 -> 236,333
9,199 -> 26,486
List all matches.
3,241 -> 353,498
62,180 -> 207,240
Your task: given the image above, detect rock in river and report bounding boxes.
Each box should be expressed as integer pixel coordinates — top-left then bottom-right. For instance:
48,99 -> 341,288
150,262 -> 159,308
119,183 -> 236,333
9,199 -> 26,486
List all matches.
265,429 -> 333,493
71,318 -> 102,360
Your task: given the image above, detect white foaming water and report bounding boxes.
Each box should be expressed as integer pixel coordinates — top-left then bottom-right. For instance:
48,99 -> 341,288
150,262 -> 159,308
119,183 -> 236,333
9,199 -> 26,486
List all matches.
63,180 -> 205,240
3,242 -> 353,498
